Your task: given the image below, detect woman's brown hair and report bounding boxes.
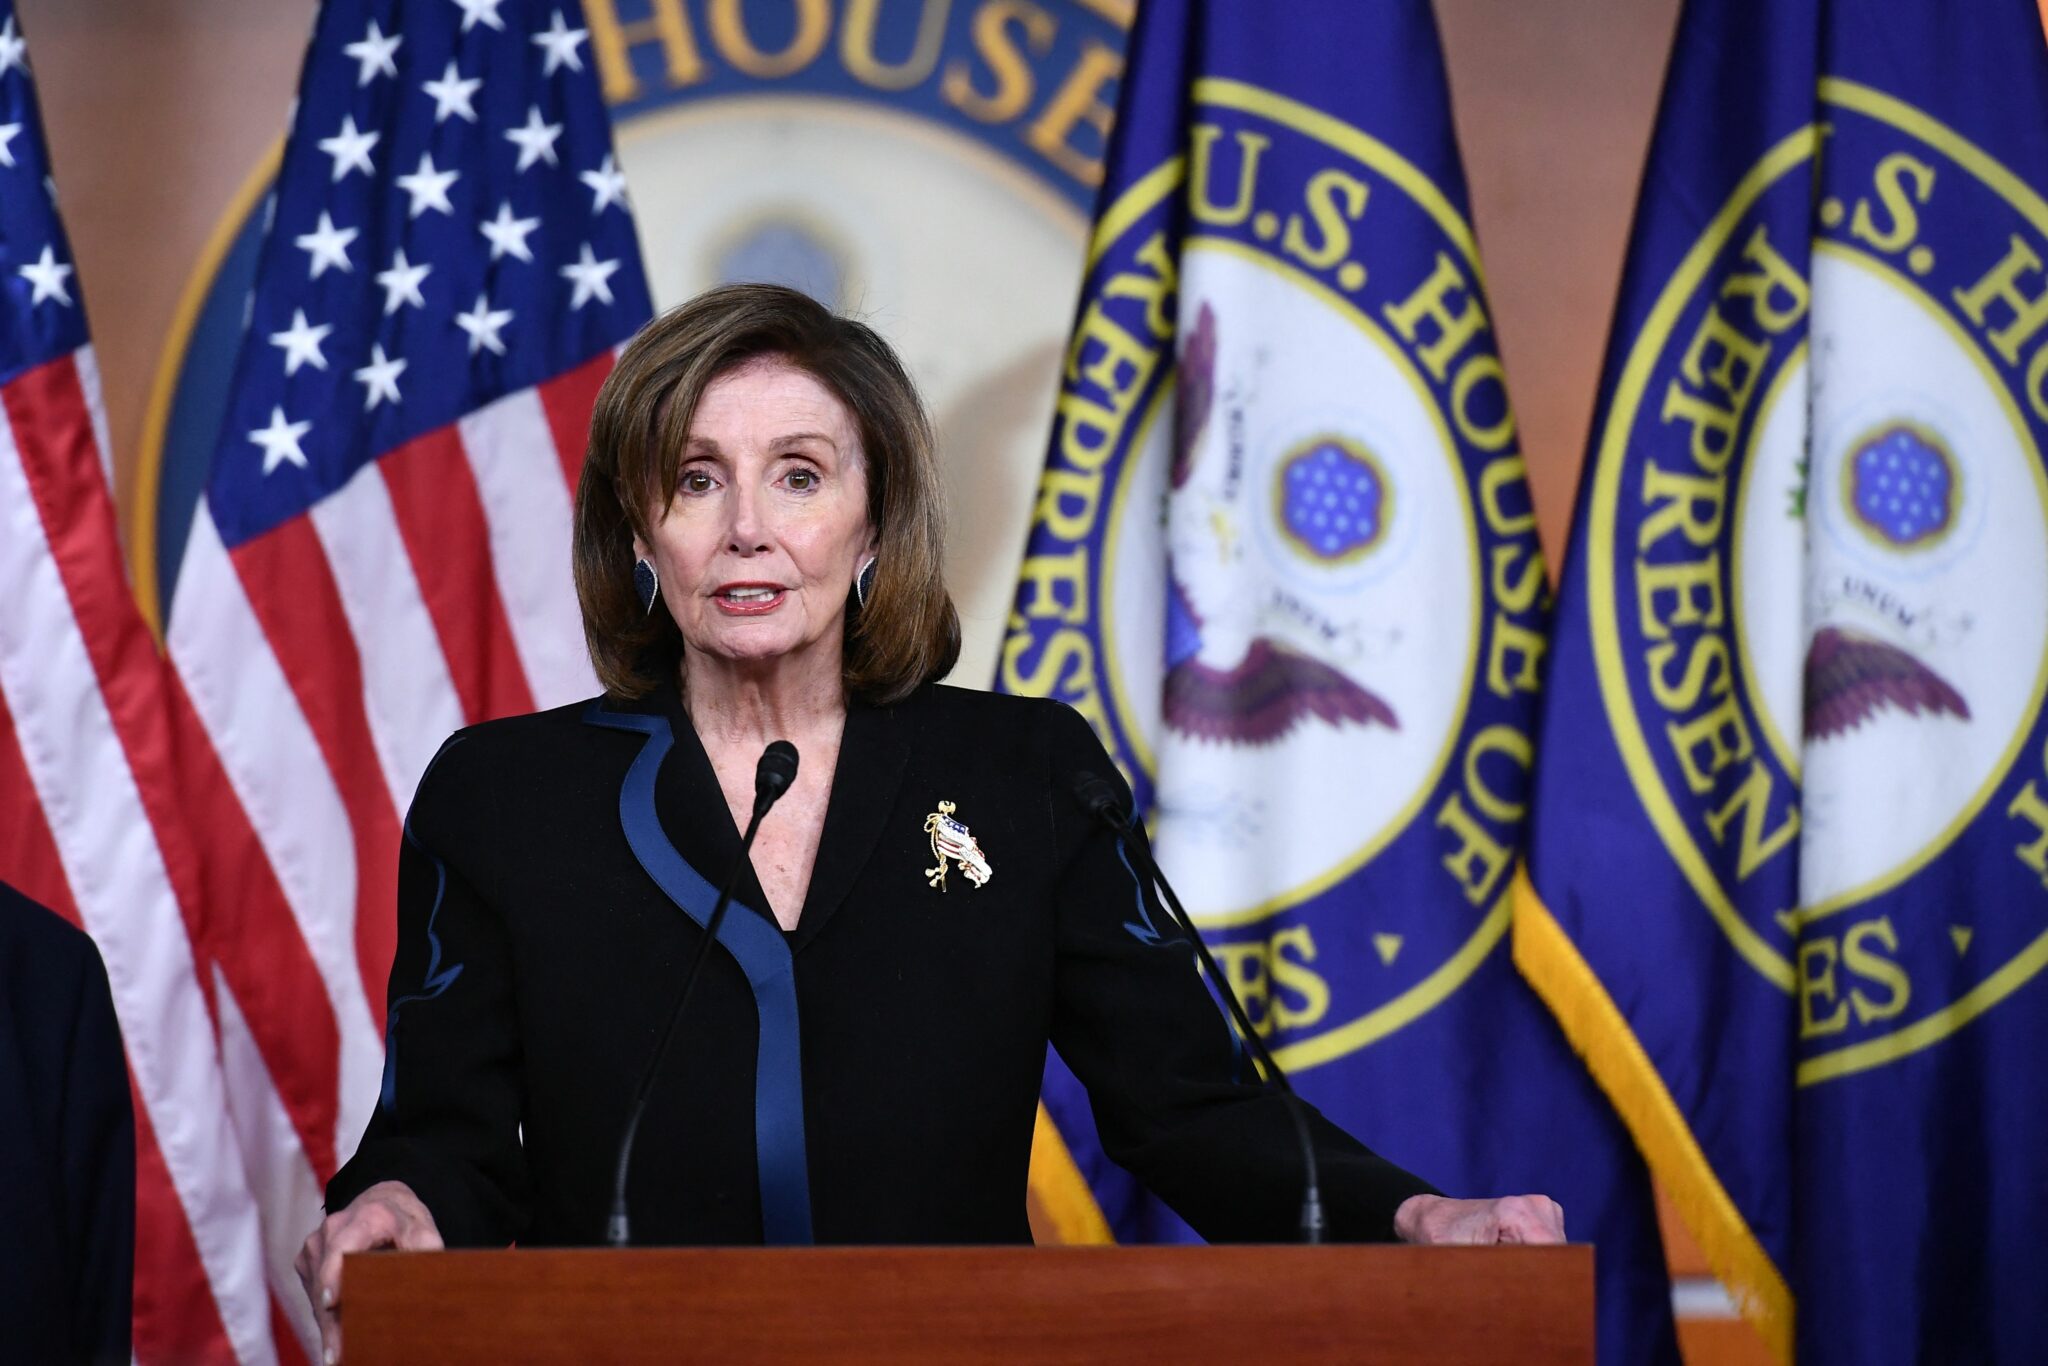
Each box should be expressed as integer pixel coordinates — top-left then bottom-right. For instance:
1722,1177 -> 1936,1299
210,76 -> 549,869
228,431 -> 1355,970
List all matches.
573,283 -> 960,703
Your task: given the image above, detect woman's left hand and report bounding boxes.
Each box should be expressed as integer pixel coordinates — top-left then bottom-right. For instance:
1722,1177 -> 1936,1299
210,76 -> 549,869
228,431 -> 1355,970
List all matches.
1393,1193 -> 1566,1244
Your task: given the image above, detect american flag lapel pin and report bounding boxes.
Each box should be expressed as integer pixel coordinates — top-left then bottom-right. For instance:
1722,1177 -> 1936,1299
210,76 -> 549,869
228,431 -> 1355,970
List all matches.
923,800 -> 991,891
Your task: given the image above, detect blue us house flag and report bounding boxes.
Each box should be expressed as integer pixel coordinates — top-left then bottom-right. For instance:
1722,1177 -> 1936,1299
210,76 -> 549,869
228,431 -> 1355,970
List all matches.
999,1 -> 1675,1359
1519,0 -> 2048,1361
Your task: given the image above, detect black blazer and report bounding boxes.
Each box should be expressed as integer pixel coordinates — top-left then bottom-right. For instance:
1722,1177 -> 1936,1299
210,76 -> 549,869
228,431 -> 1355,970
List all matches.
327,683 -> 1434,1246
0,880 -> 133,1365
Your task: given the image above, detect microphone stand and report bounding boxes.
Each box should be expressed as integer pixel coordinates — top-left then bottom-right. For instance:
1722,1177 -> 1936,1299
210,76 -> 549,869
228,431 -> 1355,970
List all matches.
607,741 -> 798,1248
1074,777 -> 1326,1244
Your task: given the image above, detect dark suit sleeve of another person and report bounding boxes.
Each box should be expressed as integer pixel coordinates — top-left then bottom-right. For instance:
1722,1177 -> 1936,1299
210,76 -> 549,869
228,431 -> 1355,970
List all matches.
0,881 -> 135,1366
1041,706 -> 1439,1242
325,736 -> 533,1245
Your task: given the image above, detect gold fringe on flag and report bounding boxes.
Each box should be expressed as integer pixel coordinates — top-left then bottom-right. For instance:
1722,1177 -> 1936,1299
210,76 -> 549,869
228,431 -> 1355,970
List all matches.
1026,1102 -> 1115,1246
1511,867 -> 1793,1363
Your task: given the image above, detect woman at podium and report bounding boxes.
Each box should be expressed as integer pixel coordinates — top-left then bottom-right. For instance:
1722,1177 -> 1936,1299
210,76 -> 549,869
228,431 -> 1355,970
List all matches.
298,284 -> 1562,1359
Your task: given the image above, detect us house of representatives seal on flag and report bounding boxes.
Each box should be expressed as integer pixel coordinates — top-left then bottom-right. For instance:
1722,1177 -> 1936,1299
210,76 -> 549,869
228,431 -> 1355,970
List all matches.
1715,85 -> 2048,1060
1519,0 -> 2048,1360
1004,2 -> 1676,1359
1008,48 -> 1548,1086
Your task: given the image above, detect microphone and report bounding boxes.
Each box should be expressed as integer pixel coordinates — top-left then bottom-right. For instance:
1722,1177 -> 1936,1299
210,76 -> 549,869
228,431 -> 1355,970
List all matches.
1070,772 -> 1327,1244
607,740 -> 800,1247
753,739 -> 798,814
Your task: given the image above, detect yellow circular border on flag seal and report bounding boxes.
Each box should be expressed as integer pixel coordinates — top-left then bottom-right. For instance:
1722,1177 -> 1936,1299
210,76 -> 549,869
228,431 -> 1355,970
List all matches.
1067,80 -> 1547,1075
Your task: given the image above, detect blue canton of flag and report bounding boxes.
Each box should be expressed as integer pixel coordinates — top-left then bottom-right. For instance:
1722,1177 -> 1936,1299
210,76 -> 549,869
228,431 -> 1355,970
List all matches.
1520,0 -> 2048,1361
1000,2 -> 1676,1360
0,7 -> 85,384
213,0 -> 648,545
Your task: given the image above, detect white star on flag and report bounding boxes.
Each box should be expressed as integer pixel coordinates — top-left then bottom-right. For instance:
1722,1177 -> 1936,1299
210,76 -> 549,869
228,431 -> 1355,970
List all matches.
450,0 -> 507,33
532,11 -> 590,76
249,405 -> 312,474
479,200 -> 541,262
394,151 -> 460,218
268,309 -> 333,375
579,154 -> 628,214
353,343 -> 408,410
455,292 -> 515,356
505,105 -> 563,171
18,244 -> 73,306
0,16 -> 26,77
295,211 -> 357,278
0,122 -> 21,168
318,114 -> 379,182
375,247 -> 431,314
560,243 -> 621,309
422,60 -> 481,123
343,19 -> 402,86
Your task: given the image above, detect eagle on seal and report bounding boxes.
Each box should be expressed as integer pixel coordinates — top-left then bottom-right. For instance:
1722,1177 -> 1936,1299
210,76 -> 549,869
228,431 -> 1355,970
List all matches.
1161,303 -> 1399,747
1803,625 -> 1971,740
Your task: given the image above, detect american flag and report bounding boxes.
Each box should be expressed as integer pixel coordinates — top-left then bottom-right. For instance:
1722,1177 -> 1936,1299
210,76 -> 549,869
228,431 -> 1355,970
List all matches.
155,0 -> 646,1358
0,1 -> 282,1362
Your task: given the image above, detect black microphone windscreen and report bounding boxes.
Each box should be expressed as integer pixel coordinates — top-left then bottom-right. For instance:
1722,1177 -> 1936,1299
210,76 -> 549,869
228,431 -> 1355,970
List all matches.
1069,772 -> 1126,824
755,740 -> 800,808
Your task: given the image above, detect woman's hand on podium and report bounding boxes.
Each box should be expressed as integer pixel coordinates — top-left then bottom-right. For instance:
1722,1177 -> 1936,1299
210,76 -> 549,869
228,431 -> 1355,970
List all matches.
1392,1193 -> 1566,1245
295,1179 -> 444,1364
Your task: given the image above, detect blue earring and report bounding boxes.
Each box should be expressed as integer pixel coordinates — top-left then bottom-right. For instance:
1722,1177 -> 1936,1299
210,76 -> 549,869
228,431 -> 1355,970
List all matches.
633,557 -> 659,615
855,555 -> 878,610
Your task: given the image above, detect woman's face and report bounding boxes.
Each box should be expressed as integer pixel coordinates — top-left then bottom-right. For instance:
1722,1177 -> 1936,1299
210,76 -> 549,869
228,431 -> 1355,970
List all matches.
635,357 -> 875,679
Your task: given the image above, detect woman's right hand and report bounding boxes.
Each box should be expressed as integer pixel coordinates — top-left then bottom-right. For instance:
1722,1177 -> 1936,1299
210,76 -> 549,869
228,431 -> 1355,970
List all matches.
295,1180 -> 444,1364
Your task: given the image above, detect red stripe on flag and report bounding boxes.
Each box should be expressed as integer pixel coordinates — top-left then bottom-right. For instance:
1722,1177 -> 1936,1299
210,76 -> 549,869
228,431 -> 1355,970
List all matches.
536,349 -> 614,491
131,1080 -> 242,1366
379,427 -> 537,725
272,1293 -> 314,1366
164,668 -> 343,1179
2,355 -> 214,1016
229,519 -> 401,1030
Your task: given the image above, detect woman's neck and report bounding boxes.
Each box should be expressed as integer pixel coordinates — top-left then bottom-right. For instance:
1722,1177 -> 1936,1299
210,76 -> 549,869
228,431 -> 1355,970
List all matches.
680,647 -> 848,746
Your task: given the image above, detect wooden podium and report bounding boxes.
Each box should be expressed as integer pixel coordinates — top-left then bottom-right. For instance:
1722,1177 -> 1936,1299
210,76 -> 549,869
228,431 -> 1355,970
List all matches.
342,1245 -> 1593,1363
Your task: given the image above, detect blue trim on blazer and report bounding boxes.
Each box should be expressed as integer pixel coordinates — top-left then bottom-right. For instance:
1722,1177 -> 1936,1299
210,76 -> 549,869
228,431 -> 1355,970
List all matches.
585,703 -> 815,1246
